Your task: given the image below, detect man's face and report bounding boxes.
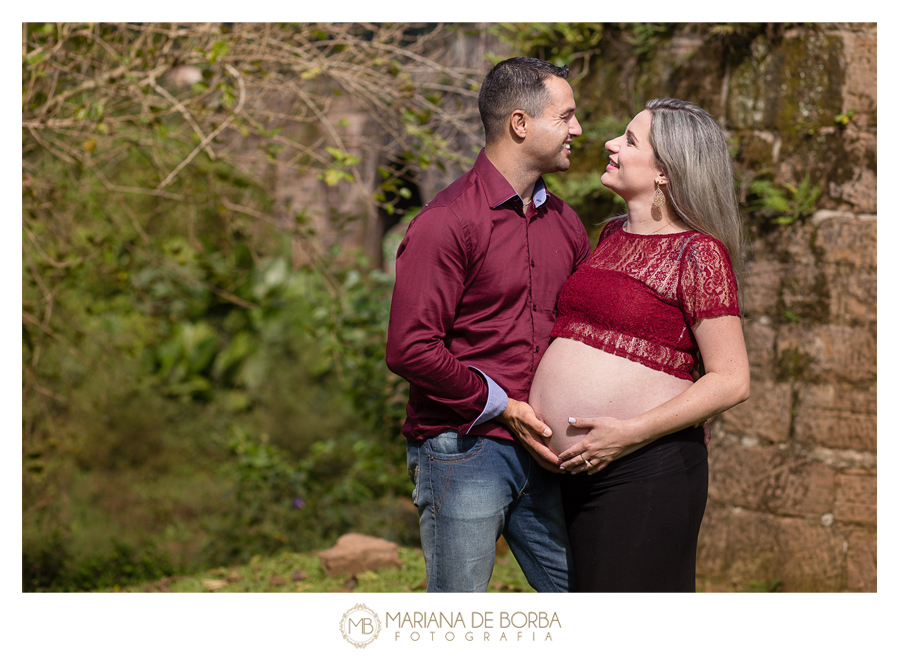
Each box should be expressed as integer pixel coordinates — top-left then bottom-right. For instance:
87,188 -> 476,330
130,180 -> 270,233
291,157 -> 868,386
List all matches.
526,76 -> 582,174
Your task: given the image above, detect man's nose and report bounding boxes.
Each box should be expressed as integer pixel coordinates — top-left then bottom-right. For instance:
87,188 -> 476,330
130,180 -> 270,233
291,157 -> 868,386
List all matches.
570,116 -> 583,138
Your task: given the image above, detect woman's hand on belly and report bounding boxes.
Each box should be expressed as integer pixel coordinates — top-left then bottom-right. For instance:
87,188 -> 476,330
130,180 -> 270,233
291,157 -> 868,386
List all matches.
555,415 -> 651,475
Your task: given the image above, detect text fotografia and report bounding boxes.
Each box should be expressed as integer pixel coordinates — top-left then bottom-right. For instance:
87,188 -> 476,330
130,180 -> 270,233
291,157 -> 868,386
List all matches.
386,611 -> 561,642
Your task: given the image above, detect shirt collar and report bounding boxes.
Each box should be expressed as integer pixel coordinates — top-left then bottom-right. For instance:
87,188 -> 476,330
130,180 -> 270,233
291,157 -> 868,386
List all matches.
531,179 -> 549,208
475,149 -> 551,210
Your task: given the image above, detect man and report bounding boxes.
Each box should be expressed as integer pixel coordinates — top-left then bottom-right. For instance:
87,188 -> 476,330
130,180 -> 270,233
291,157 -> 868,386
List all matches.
385,57 -> 589,592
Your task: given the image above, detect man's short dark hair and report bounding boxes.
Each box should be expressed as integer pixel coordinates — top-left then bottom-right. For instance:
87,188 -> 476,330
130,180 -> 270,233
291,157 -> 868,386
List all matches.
478,57 -> 570,144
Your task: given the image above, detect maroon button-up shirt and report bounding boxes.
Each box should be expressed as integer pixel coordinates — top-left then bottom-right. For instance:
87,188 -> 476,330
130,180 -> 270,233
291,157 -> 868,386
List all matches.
386,150 -> 590,442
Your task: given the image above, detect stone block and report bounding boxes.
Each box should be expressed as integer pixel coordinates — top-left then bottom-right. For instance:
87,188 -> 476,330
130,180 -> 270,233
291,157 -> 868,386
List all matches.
318,533 -> 401,577
794,383 -> 877,451
769,515 -> 845,591
717,380 -> 793,445
708,442 -> 780,510
814,214 -> 877,269
846,531 -> 877,592
783,223 -> 819,267
826,268 -> 877,325
829,140 -> 878,213
834,470 -> 877,524
742,320 -> 777,379
697,506 -> 844,591
842,30 -> 877,122
710,440 -> 841,518
781,263 -> 830,324
742,260 -> 785,319
765,459 -> 836,517
776,324 -> 876,384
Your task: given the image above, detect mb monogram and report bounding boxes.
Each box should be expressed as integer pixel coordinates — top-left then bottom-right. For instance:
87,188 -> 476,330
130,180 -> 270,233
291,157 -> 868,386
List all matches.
340,604 -> 381,648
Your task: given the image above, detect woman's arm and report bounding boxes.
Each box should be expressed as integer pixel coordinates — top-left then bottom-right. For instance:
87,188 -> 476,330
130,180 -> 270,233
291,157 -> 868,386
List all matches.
557,314 -> 750,474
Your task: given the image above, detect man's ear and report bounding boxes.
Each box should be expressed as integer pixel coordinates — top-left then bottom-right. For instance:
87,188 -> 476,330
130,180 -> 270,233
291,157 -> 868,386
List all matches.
510,110 -> 528,139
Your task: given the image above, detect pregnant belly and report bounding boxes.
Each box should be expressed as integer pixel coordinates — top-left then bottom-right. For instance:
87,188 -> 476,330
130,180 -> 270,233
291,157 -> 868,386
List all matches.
528,338 -> 691,455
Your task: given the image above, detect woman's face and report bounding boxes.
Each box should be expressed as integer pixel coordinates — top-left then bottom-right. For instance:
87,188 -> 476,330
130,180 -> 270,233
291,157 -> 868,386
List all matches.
600,110 -> 664,202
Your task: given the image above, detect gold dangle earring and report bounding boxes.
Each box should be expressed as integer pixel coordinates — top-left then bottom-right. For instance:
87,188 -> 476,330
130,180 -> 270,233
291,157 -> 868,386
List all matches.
652,180 -> 667,208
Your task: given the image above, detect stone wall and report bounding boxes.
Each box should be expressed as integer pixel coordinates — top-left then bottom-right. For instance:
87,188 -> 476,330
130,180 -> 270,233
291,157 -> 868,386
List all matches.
701,208 -> 876,592
680,24 -> 877,592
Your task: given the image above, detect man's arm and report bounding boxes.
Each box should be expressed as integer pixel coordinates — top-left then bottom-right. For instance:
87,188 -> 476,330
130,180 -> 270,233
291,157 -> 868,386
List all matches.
385,207 -> 497,426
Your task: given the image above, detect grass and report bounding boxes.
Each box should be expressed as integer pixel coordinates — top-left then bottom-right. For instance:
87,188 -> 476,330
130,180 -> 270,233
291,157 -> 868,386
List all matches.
112,543 -> 536,593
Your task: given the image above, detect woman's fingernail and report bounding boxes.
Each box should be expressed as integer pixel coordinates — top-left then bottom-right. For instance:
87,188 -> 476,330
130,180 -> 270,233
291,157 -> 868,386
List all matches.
568,417 -> 576,424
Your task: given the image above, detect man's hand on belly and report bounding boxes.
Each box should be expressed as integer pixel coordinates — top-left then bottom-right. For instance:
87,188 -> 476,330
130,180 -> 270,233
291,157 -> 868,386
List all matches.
520,441 -> 566,473
497,399 -> 560,466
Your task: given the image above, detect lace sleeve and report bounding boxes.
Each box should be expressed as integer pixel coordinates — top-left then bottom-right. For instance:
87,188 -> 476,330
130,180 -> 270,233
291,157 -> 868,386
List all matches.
678,235 -> 741,326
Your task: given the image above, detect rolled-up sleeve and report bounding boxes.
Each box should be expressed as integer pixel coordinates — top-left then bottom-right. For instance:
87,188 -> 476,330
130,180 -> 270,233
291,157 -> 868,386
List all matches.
386,206 -> 494,424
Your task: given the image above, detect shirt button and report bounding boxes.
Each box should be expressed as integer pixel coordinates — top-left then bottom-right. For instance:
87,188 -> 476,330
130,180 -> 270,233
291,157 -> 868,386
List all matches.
530,259 -> 536,267
532,303 -> 538,311
534,346 -> 540,353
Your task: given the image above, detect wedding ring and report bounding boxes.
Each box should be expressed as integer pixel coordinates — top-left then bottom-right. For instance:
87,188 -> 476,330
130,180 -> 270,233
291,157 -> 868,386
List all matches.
584,457 -> 594,467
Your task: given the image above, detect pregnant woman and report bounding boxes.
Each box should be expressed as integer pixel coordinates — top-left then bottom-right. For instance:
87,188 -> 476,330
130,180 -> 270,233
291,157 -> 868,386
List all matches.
528,98 -> 750,592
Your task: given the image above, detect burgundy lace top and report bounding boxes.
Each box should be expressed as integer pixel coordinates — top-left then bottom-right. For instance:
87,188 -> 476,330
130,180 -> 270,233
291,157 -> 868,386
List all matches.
551,216 -> 740,381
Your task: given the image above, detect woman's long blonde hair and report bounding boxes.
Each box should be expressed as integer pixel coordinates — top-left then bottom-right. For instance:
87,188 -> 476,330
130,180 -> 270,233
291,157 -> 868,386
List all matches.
646,98 -> 747,295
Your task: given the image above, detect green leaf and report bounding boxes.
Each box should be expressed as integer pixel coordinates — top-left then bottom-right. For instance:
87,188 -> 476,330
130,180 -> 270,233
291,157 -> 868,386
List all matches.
323,169 -> 349,186
208,40 -> 229,64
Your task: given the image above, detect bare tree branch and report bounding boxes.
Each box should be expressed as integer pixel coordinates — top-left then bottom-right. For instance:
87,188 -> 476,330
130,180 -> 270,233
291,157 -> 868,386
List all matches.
156,64 -> 246,191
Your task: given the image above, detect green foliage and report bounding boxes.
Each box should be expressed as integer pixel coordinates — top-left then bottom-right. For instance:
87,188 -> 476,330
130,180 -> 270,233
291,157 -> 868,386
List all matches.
835,109 -> 857,126
490,23 -> 604,71
24,23 -> 480,590
203,428 -> 307,564
747,173 -> 821,226
320,147 -> 362,186
114,545 -> 535,593
747,578 -> 783,593
23,146 -> 411,584
23,229 -> 412,587
23,532 -> 175,593
617,23 -> 677,57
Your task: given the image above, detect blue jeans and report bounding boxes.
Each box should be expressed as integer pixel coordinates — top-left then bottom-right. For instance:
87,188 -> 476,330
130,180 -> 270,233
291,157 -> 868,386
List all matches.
407,432 -> 572,592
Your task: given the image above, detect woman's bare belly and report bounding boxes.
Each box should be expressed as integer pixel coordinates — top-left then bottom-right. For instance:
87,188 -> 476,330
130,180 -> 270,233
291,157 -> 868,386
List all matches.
528,338 -> 692,455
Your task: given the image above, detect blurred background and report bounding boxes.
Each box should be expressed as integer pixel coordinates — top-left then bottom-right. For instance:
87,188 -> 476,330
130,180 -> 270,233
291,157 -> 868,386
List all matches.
21,22 -> 876,592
